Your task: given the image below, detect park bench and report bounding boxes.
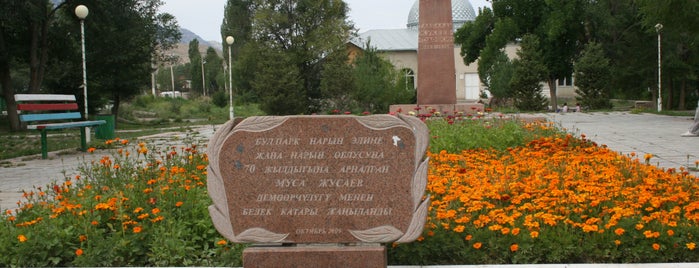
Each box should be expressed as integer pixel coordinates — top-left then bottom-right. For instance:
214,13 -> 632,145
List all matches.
15,94 -> 106,159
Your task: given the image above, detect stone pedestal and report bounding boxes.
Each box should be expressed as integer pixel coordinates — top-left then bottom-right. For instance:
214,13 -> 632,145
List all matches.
243,245 -> 385,268
417,0 -> 456,105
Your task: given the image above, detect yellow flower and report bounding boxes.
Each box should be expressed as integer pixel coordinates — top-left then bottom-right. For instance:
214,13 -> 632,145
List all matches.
17,234 -> 27,243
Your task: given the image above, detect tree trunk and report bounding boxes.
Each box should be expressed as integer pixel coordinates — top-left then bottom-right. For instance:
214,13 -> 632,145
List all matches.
548,79 -> 558,112
0,28 -> 20,131
112,93 -> 121,130
667,75 -> 674,111
679,79 -> 687,110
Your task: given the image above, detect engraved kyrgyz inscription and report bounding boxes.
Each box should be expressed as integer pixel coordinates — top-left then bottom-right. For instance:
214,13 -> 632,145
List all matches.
217,117 -> 417,242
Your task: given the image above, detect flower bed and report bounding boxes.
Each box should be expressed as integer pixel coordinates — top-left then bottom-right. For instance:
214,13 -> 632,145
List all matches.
1,117 -> 697,266
389,122 -> 699,264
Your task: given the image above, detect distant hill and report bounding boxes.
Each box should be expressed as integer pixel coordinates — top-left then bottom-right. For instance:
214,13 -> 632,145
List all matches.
168,28 -> 223,65
180,28 -> 222,51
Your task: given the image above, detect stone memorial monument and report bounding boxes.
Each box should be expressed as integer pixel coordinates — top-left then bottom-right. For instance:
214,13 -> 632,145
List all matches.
207,115 -> 430,267
417,0 -> 457,105
389,0 -> 484,115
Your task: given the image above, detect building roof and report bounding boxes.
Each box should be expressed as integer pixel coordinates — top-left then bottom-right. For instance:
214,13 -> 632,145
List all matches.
350,0 -> 478,52
351,29 -> 419,52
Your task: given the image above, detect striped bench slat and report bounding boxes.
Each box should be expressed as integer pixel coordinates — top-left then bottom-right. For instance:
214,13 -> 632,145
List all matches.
19,112 -> 82,122
15,94 -> 77,102
17,103 -> 79,111
28,120 -> 107,130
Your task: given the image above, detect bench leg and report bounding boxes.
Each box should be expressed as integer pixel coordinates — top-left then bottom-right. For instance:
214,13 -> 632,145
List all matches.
40,130 -> 48,159
80,127 -> 87,152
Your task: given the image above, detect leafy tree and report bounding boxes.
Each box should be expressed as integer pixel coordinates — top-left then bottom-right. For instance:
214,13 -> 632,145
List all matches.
510,35 -> 548,111
203,46 -> 223,95
583,0 -> 655,101
251,43 -> 306,115
319,47 -> 355,112
247,0 -> 352,114
1,0 -> 67,131
221,0 -> 254,103
574,42 -> 612,109
456,1 -> 587,111
486,51 -> 514,107
56,0 -> 180,121
188,39 -> 203,95
637,0 -> 699,110
351,45 -> 407,113
2,0 -> 179,130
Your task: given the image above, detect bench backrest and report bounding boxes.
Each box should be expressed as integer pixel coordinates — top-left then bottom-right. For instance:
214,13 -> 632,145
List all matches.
15,94 -> 82,123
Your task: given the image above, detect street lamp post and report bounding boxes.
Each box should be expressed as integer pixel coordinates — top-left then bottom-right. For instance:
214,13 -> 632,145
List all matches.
655,23 -> 663,112
226,36 -> 235,120
75,5 -> 90,146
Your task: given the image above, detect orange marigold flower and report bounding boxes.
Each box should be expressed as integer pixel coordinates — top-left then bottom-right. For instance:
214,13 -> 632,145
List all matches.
614,228 -> 625,236
133,226 -> 142,233
91,220 -> 98,226
510,244 -> 519,252
635,224 -> 644,230
75,248 -> 83,256
453,225 -> 465,233
151,208 -> 160,215
530,231 -> 539,238
465,234 -> 473,241
196,165 -> 207,171
217,239 -> 228,246
79,235 -> 87,242
511,228 -> 521,236
687,242 -> 696,250
473,242 -> 482,249
17,234 -> 27,243
175,201 -> 184,207
614,240 -> 621,246
652,243 -> 660,251
87,147 -> 96,153
667,230 -> 674,236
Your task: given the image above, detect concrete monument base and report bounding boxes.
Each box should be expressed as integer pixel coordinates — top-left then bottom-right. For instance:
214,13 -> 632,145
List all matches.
243,245 -> 386,268
390,103 -> 485,115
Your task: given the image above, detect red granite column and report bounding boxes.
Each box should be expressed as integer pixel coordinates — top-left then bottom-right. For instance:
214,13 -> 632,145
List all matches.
417,0 -> 456,105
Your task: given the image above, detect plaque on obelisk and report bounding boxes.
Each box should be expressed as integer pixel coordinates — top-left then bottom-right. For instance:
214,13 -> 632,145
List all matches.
417,0 -> 456,105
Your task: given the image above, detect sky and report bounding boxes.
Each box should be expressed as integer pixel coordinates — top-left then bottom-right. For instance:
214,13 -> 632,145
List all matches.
160,0 -> 491,42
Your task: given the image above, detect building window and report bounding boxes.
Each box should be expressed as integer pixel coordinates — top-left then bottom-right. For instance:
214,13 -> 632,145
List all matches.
402,68 -> 416,91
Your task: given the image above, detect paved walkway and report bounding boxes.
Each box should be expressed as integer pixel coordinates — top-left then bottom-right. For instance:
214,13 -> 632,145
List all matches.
2,112 -> 698,210
538,111 -> 699,176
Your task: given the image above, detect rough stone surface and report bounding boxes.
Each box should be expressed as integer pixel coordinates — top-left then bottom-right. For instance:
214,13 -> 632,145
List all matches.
243,245 -> 386,268
417,0 -> 456,105
207,115 -> 430,244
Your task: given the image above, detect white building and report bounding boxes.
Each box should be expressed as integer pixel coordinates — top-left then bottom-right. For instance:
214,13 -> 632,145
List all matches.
348,0 -> 576,103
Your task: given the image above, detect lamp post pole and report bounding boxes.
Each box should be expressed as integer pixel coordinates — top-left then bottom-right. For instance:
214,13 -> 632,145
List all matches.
75,5 -> 90,145
201,58 -> 206,96
226,36 -> 235,120
655,23 -> 663,112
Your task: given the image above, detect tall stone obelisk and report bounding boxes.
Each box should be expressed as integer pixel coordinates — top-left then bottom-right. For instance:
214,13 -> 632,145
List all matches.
417,0 -> 456,105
